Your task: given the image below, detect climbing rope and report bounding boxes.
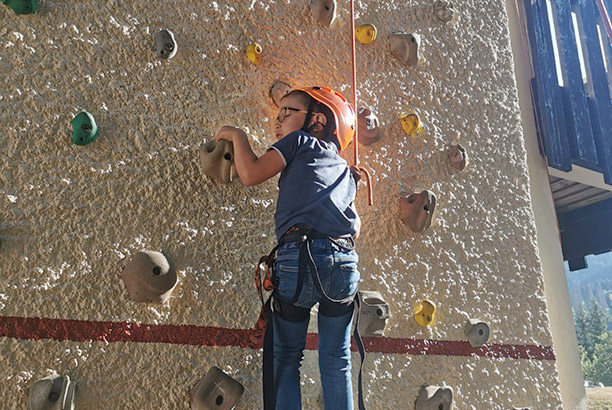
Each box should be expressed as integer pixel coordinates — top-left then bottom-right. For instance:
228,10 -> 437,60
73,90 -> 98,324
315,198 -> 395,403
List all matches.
349,0 -> 374,207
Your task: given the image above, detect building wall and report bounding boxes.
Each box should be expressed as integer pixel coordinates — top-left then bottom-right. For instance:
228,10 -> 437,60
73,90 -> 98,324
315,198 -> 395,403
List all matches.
0,1 -> 564,409
504,1 -> 588,408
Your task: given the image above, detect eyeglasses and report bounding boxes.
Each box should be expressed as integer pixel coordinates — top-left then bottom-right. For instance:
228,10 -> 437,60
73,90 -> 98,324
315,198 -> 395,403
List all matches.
276,107 -> 309,122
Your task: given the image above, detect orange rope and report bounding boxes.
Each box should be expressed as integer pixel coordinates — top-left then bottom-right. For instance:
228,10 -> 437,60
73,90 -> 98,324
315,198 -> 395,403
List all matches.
349,0 -> 373,206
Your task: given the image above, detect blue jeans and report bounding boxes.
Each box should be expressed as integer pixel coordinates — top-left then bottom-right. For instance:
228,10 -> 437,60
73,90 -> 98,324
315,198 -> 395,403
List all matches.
273,238 -> 359,410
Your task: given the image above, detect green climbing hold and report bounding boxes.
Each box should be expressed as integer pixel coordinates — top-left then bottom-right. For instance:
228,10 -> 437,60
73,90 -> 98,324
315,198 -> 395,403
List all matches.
72,111 -> 98,146
2,0 -> 39,15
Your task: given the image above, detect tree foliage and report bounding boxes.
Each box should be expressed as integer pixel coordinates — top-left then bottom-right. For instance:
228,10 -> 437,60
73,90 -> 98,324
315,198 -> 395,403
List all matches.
575,298 -> 612,385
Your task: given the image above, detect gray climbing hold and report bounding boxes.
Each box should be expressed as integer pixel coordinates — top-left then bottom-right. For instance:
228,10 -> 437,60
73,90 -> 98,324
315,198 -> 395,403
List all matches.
464,318 -> 490,348
190,367 -> 244,410
390,33 -> 421,66
433,1 -> 455,23
447,144 -> 468,171
358,290 -> 391,337
27,374 -> 76,410
310,0 -> 337,27
270,80 -> 292,107
199,139 -> 239,184
121,251 -> 178,304
415,385 -> 454,410
155,29 -> 177,60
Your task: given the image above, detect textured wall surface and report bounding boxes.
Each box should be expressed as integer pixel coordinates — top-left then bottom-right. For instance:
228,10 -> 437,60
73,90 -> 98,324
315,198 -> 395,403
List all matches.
0,0 -> 563,409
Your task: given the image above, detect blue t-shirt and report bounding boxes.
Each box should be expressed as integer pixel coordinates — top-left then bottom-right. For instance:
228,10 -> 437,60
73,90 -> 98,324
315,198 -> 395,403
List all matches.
269,130 -> 358,241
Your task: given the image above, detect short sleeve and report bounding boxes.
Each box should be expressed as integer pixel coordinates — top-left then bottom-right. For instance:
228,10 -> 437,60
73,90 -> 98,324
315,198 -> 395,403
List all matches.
269,131 -> 303,167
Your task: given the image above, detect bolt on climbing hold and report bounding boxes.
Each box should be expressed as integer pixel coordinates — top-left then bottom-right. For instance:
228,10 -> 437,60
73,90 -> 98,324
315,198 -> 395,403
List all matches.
400,113 -> 423,137
72,111 -> 98,146
447,144 -> 468,171
433,1 -> 455,23
355,24 -> 377,45
357,107 -> 381,145
27,374 -> 76,410
2,0 -> 38,14
199,139 -> 239,184
400,190 -> 436,233
390,32 -> 421,66
464,318 -> 490,348
121,251 -> 178,304
190,366 -> 244,410
310,0 -> 337,27
270,80 -> 292,107
246,43 -> 262,65
413,299 -> 436,327
357,290 -> 391,337
155,29 -> 177,60
414,385 -> 454,410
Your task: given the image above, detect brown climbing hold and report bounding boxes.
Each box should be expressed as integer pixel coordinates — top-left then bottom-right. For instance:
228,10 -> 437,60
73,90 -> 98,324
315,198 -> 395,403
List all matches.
357,290 -> 391,337
390,32 -> 421,66
310,0 -> 337,27
415,385 -> 454,410
121,251 -> 178,304
433,1 -> 455,23
357,107 -> 381,146
447,144 -> 468,171
190,366 -> 244,410
400,190 -> 436,233
199,139 -> 239,184
270,81 -> 292,107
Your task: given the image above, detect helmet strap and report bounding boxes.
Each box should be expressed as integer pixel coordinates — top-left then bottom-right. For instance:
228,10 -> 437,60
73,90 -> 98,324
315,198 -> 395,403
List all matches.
301,96 -> 317,133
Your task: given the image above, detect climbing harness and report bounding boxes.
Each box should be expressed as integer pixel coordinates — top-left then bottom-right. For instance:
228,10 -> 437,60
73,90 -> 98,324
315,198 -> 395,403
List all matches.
250,224 -> 369,410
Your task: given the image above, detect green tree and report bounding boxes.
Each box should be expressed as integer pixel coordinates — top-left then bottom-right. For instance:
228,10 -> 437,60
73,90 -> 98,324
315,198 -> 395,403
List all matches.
589,332 -> 612,386
585,297 -> 608,358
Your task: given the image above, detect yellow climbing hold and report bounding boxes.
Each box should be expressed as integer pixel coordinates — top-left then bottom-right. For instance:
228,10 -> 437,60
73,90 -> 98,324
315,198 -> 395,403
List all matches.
355,24 -> 377,45
414,299 -> 436,327
400,113 -> 423,136
246,43 -> 262,65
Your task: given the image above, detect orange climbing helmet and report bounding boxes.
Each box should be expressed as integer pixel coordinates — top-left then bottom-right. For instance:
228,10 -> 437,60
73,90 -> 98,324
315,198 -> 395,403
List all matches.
296,86 -> 356,152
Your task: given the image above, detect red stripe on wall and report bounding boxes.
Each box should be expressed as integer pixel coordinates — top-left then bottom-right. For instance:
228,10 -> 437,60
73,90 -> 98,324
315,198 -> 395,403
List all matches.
0,316 -> 555,361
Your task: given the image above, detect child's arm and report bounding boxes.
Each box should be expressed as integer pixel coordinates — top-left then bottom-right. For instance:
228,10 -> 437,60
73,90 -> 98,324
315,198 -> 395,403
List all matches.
215,126 -> 285,186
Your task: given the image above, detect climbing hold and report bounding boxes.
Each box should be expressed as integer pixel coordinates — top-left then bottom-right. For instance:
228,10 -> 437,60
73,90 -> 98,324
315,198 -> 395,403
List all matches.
310,0 -> 337,27
72,111 -> 99,146
390,32 -> 421,66
355,24 -> 377,45
270,80 -> 292,107
190,366 -> 244,410
357,290 -> 391,337
357,107 -> 381,145
512,408 -> 531,410
2,0 -> 38,15
246,43 -> 262,65
400,113 -> 422,137
155,29 -> 177,60
27,374 -> 76,410
433,1 -> 455,23
447,144 -> 468,171
464,318 -> 490,348
121,251 -> 178,304
199,139 -> 239,184
414,385 -> 454,410
413,299 -> 436,327
400,190 -> 436,233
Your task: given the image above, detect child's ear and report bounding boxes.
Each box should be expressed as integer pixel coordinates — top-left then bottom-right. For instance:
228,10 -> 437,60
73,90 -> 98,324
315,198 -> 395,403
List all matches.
311,112 -> 327,127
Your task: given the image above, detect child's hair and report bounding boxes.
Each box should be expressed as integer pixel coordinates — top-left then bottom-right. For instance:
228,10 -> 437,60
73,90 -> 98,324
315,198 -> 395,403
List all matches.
285,90 -> 338,147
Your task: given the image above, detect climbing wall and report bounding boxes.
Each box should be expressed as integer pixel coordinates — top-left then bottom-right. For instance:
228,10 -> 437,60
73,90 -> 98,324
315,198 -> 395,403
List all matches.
0,0 -> 564,409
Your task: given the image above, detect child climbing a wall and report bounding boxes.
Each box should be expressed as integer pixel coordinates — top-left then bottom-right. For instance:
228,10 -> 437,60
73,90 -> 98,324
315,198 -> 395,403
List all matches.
215,86 -> 361,410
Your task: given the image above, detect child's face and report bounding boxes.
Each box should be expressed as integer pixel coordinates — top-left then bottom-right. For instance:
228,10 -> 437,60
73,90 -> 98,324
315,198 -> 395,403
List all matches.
275,94 -> 309,140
